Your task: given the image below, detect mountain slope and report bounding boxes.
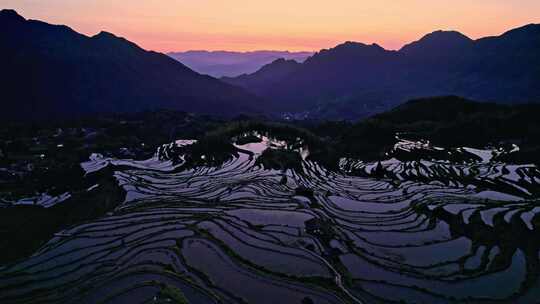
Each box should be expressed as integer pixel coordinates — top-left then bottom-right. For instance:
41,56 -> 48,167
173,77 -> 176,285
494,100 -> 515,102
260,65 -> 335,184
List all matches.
167,50 -> 313,77
221,58 -> 301,93
0,10 -> 261,121
223,25 -> 540,119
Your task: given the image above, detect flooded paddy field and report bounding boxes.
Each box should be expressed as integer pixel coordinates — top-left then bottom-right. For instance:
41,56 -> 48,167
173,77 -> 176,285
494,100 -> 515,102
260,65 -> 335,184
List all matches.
1,132 -> 540,304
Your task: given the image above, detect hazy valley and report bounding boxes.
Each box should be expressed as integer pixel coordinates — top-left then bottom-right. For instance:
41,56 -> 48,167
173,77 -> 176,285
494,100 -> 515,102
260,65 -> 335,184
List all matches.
167,50 -> 313,78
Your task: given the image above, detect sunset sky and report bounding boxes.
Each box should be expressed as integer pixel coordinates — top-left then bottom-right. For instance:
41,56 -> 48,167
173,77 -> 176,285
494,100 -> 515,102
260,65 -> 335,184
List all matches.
3,0 -> 540,52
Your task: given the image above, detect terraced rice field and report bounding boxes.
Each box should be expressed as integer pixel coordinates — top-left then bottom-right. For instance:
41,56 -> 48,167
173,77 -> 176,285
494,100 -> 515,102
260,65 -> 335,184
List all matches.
1,135 -> 540,303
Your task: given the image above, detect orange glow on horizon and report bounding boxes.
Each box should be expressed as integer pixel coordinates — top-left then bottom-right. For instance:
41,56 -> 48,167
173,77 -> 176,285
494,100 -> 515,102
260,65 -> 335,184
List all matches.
3,0 -> 540,52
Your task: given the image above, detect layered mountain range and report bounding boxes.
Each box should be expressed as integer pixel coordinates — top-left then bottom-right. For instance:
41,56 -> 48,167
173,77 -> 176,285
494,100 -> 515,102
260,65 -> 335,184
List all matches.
0,9 -> 261,121
168,50 -> 313,77
2,9 -> 540,121
223,25 -> 540,119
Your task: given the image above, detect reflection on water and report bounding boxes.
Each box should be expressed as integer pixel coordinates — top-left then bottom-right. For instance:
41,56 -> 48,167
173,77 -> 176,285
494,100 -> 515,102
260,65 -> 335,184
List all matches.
234,132 -> 310,160
1,134 -> 539,304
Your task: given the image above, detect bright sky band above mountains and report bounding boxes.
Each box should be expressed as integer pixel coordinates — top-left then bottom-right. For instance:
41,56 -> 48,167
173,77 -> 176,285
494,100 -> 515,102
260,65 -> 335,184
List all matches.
3,0 -> 540,52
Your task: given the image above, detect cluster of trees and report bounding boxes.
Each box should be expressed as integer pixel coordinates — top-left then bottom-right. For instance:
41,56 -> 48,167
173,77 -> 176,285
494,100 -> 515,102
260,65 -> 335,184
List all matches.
310,96 -> 540,164
179,96 -> 540,169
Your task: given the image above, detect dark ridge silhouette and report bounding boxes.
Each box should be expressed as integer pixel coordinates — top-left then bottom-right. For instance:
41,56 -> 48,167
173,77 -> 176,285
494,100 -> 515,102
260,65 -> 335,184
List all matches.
399,30 -> 473,56
221,58 -> 301,93
223,24 -> 540,119
0,9 -> 262,121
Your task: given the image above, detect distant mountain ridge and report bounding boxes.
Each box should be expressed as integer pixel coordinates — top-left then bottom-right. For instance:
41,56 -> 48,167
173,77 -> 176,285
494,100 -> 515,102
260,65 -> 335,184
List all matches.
222,24 -> 540,119
0,9 -> 262,121
221,58 -> 301,94
167,50 -> 313,77
3,9 -> 539,122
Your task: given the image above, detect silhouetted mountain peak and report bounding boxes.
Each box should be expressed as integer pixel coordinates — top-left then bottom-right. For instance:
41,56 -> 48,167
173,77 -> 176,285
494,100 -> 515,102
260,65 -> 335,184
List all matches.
252,58 -> 300,75
0,11 -> 262,120
266,58 -> 299,66
503,23 -> 540,35
220,57 -> 302,95
92,31 -> 126,44
272,58 -> 288,63
400,30 -> 472,54
0,9 -> 25,24
306,41 -> 389,65
333,41 -> 385,52
222,58 -> 300,80
93,31 -> 117,39
498,23 -> 540,41
1,10 -> 84,40
91,30 -> 142,50
423,30 -> 470,40
223,22 -> 540,118
475,23 -> 540,51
